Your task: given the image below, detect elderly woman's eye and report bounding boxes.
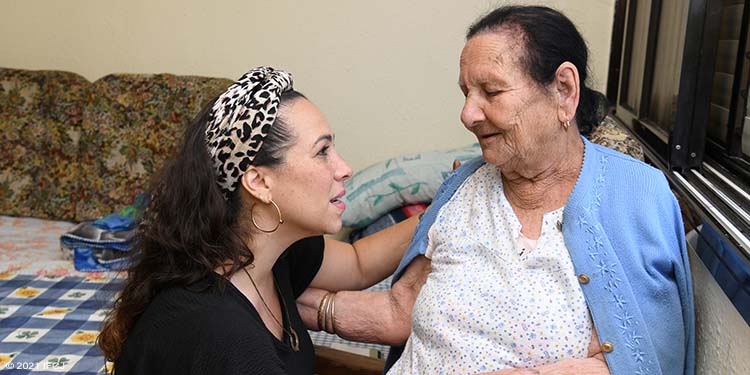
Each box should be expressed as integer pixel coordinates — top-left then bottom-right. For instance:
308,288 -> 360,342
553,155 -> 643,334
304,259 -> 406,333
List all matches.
486,90 -> 502,97
318,145 -> 330,156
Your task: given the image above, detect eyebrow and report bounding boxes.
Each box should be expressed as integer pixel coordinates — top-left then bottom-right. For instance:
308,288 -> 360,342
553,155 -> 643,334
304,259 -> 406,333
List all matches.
314,134 -> 334,146
458,76 -> 508,91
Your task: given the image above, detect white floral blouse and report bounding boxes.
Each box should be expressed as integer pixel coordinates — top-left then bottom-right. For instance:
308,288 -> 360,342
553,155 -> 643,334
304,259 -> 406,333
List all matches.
389,164 -> 593,374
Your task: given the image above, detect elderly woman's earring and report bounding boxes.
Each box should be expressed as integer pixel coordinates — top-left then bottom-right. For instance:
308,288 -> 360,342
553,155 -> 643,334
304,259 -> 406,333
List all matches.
563,120 -> 571,131
251,199 -> 284,233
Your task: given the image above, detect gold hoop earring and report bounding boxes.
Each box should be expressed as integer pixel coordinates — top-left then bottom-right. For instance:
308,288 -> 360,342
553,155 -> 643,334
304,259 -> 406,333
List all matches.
563,120 -> 571,131
251,199 -> 284,233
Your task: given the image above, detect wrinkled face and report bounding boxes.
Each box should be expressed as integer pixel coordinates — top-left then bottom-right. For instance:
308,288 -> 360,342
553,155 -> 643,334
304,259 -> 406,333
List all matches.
459,31 -> 561,175
267,99 -> 352,236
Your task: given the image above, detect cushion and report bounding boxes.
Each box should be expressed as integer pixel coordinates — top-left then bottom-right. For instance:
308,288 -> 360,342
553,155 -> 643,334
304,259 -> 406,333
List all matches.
589,116 -> 644,161
342,144 -> 482,228
348,204 -> 427,242
76,74 -> 232,221
0,68 -> 91,220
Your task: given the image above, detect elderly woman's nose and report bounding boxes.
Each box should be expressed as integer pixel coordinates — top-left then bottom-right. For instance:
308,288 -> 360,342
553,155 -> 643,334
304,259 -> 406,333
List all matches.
461,98 -> 485,128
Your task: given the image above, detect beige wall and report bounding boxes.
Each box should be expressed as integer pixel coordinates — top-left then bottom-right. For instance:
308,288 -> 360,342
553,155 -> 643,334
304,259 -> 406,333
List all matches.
0,0 -> 614,170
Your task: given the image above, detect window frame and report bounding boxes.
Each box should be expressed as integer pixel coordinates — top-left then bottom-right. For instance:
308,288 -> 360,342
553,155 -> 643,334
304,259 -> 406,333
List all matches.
610,0 -> 750,265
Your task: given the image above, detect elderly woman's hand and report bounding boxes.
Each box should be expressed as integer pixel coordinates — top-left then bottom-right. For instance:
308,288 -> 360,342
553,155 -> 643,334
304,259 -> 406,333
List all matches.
586,326 -> 604,359
477,368 -> 540,375
476,327 -> 609,375
477,358 -> 608,375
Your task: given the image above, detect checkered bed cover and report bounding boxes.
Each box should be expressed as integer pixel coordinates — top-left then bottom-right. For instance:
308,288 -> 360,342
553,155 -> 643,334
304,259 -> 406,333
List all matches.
0,273 -> 391,373
0,215 -> 391,371
0,274 -> 121,374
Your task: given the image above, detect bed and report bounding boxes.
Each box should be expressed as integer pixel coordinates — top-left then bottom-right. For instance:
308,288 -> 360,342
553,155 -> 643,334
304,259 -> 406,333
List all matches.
0,215 -> 391,374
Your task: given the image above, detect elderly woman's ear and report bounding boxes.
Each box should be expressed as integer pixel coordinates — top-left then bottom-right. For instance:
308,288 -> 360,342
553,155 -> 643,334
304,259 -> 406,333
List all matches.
554,61 -> 581,125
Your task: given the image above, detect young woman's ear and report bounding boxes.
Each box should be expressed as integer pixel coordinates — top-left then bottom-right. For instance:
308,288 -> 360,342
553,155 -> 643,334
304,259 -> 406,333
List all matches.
240,167 -> 273,203
554,61 -> 580,124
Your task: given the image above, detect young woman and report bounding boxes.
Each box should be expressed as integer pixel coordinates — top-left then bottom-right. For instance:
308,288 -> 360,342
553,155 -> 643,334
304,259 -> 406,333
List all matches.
98,67 -> 419,374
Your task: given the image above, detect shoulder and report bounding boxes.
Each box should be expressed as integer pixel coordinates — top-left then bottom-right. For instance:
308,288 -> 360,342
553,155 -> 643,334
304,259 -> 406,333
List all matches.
281,235 -> 324,272
586,145 -> 684,255
281,236 -> 325,297
589,142 -> 657,175
451,156 -> 486,183
443,156 -> 486,188
429,155 -> 487,204
286,235 -> 324,255
589,143 -> 672,198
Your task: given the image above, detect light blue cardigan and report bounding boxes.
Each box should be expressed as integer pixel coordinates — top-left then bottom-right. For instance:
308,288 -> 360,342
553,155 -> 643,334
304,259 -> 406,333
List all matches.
388,138 -> 695,375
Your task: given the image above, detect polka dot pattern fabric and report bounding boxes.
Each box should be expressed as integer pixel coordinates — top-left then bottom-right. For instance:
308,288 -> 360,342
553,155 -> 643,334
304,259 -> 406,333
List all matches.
389,164 -> 592,374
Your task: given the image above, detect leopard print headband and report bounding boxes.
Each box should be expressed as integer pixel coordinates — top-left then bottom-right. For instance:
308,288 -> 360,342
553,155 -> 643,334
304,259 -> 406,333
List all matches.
205,67 -> 294,199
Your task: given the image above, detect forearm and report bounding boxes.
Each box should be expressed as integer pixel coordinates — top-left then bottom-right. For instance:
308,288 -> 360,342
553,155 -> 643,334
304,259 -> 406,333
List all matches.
297,288 -> 411,345
477,356 -> 608,375
298,256 -> 430,345
525,327 -> 609,375
532,355 -> 609,375
479,326 -> 609,375
350,213 -> 420,288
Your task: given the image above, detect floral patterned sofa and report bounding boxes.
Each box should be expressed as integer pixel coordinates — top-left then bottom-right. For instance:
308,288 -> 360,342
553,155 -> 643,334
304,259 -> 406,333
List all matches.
0,67 -> 643,224
0,68 -> 232,222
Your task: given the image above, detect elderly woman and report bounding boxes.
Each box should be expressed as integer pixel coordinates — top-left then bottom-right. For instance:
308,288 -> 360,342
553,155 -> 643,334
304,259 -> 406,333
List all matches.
299,6 -> 694,375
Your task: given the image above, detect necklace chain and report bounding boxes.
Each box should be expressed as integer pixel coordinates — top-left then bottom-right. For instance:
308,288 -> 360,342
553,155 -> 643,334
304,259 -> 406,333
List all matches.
241,267 -> 300,352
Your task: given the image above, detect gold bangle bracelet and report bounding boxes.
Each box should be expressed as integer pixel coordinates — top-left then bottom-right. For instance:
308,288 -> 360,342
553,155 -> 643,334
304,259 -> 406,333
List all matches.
324,293 -> 333,333
330,292 -> 337,335
317,293 -> 330,332
324,292 -> 334,333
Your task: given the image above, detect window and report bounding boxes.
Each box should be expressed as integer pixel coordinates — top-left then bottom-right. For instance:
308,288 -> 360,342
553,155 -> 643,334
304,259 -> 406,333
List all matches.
705,0 -> 750,176
609,0 -> 750,321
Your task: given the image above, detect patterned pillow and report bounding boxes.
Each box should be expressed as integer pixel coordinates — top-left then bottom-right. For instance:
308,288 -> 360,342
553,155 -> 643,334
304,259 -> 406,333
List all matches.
348,204 -> 427,242
75,74 -> 232,221
342,144 -> 481,228
0,69 -> 91,220
589,116 -> 644,161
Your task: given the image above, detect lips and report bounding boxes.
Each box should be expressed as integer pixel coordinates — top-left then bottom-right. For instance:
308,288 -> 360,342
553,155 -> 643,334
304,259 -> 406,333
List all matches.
477,132 -> 503,145
330,190 -> 346,211
478,131 -> 502,139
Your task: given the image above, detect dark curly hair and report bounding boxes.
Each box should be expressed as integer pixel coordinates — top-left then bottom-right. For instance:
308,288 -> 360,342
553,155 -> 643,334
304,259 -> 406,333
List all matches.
467,5 -> 608,135
98,90 -> 305,362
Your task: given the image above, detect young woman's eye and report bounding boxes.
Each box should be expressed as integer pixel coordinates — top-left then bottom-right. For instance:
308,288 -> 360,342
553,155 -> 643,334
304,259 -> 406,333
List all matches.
317,145 -> 330,156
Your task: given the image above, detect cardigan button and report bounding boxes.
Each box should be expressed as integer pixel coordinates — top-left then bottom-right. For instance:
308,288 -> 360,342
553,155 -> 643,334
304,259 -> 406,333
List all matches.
578,274 -> 590,284
601,341 -> 614,353
556,220 -> 563,231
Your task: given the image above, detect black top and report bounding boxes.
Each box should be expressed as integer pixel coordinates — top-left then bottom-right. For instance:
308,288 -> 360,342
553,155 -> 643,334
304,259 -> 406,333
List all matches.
115,236 -> 325,375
